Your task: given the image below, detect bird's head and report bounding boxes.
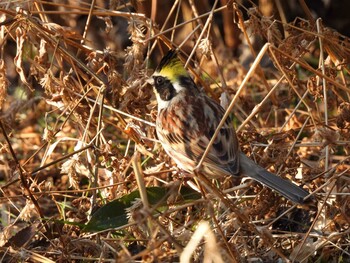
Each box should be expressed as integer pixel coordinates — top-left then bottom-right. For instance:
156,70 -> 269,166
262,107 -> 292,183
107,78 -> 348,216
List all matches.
148,50 -> 199,110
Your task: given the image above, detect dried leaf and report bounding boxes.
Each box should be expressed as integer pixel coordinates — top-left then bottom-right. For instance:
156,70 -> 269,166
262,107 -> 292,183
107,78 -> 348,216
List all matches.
14,27 -> 32,91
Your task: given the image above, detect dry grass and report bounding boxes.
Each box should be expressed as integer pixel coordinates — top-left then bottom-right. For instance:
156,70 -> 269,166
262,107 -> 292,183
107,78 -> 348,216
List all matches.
0,1 -> 350,262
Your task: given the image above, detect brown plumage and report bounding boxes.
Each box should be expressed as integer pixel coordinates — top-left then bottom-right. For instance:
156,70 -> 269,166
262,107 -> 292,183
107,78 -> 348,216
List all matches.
150,50 -> 309,204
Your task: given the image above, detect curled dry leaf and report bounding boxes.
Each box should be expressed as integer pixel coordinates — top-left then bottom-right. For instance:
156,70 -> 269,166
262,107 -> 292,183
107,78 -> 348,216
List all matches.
124,19 -> 148,77
14,27 -> 32,91
336,102 -> 350,128
61,156 -> 90,189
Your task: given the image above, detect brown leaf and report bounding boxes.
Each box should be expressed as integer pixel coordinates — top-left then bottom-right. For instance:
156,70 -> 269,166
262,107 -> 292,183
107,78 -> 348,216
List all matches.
14,27 -> 33,91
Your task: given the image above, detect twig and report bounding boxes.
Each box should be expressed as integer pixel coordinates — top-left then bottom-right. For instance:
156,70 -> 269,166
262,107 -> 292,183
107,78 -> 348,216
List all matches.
0,120 -> 47,231
316,18 -> 329,171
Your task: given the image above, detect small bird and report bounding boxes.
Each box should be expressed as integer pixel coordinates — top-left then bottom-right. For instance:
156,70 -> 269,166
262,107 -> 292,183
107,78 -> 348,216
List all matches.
148,50 -> 309,204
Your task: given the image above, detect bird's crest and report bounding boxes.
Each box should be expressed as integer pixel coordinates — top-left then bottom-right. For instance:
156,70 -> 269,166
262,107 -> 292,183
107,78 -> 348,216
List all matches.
156,50 -> 189,82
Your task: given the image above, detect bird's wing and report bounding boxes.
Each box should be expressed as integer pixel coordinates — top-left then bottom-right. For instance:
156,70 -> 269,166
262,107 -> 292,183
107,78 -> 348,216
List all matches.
157,94 -> 240,176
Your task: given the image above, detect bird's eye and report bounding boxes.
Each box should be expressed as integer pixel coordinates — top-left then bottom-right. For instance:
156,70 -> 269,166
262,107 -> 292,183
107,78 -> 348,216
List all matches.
155,76 -> 165,85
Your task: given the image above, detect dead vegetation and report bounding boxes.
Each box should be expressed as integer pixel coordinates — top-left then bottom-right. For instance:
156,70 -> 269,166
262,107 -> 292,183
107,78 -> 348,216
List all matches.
0,1 -> 349,262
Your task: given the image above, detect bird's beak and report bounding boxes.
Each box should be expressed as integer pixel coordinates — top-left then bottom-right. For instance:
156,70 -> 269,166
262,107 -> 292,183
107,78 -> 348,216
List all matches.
146,76 -> 154,86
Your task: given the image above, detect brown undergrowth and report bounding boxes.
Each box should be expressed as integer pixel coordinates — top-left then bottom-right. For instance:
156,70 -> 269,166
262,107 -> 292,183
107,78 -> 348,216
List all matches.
0,1 -> 349,262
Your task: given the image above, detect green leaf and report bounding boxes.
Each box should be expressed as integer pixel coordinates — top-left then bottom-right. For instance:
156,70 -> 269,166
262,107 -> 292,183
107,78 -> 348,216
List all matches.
83,198 -> 130,232
179,186 -> 201,200
83,186 -> 200,232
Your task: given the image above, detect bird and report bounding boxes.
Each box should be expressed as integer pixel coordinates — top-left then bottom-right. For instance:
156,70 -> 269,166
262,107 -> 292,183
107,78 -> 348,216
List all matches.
148,49 -> 309,204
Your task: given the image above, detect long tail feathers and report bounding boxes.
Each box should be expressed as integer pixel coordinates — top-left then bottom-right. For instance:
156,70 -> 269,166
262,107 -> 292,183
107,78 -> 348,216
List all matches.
239,153 -> 309,204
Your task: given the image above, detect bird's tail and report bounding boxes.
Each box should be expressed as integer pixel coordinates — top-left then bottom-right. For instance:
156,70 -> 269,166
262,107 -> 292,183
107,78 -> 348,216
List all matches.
239,153 -> 309,204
